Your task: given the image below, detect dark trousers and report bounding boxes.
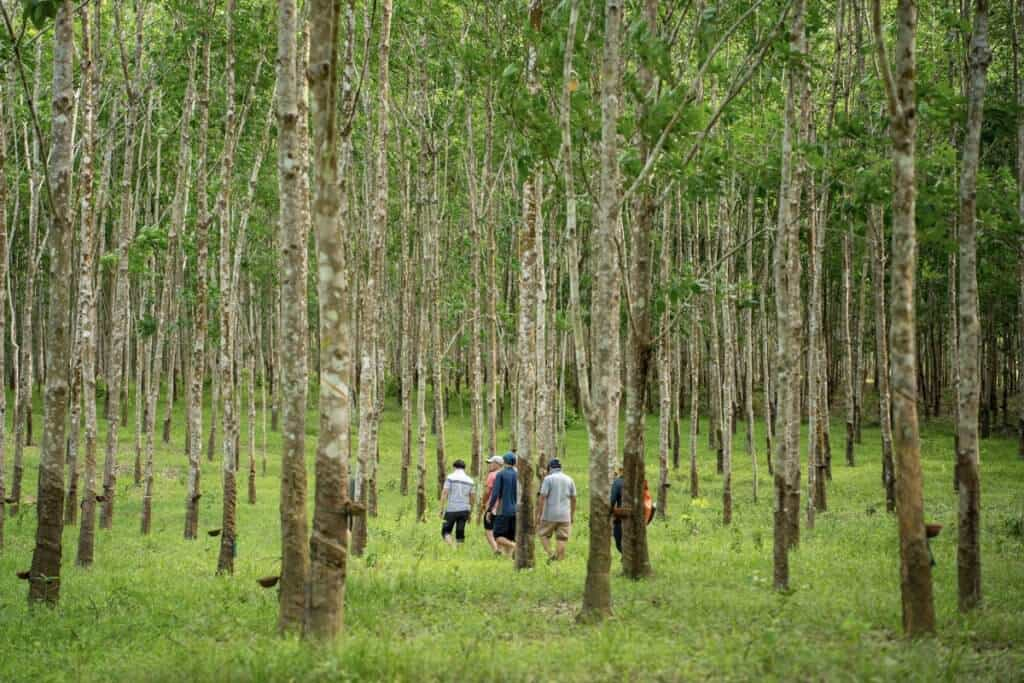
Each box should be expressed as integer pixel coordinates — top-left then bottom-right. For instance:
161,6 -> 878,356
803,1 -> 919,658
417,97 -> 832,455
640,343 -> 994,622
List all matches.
442,510 -> 470,542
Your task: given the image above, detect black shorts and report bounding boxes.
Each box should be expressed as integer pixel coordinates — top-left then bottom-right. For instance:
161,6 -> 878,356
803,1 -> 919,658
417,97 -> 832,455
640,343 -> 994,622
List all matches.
483,511 -> 495,531
493,514 -> 516,541
441,510 -> 470,542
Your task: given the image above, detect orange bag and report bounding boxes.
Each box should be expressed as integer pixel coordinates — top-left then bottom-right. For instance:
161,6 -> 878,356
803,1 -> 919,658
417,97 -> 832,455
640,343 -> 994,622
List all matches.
643,481 -> 654,524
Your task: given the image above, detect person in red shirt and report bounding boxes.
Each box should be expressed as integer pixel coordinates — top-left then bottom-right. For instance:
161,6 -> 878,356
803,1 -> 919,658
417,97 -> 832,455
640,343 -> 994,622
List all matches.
478,455 -> 504,554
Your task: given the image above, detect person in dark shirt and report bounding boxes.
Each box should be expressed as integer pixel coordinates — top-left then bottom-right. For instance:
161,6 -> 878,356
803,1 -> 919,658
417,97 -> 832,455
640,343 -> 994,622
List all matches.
610,470 -> 625,554
610,468 -> 655,554
488,452 -> 518,557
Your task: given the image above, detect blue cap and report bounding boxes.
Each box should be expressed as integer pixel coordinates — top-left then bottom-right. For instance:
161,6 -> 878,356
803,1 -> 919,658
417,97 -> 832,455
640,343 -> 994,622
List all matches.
503,452 -> 516,465
548,458 -> 561,470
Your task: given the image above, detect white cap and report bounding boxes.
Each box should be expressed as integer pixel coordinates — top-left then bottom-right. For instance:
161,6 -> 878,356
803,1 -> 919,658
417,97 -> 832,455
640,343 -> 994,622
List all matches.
487,455 -> 504,465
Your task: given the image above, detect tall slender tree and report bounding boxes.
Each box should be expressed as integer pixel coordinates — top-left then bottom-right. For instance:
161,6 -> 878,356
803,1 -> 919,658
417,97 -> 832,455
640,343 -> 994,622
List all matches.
142,51 -> 195,536
102,0 -> 148,531
185,1 -> 213,540
1015,0 -> 1024,461
872,0 -> 935,636
276,0 -> 310,633
215,0 -> 239,575
575,0 -> 622,622
306,0 -> 351,639
353,0 -> 392,557
0,52 -> 7,551
955,0 -> 990,613
75,2 -> 100,565
28,0 -> 74,605
773,0 -> 806,591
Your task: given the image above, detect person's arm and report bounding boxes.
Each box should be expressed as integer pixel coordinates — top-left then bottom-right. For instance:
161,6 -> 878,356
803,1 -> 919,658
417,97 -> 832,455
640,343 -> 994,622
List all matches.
489,475 -> 502,515
439,489 -> 448,519
536,494 -> 547,526
570,494 -> 577,524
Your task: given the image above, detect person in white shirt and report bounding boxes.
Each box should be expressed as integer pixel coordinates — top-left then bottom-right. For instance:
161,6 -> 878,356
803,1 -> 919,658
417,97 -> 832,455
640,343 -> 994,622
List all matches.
439,460 -> 475,547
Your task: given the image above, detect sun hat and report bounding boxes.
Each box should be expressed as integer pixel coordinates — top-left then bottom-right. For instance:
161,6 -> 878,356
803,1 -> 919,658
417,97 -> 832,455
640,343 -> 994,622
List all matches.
488,455 -> 504,465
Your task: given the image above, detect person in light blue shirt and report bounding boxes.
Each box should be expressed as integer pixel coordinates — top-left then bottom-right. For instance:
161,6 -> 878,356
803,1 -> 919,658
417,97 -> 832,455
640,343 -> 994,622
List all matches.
536,459 -> 576,561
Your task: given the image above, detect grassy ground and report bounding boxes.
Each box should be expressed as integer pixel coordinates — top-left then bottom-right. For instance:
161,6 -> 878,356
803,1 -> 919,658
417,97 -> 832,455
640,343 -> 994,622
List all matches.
1,390 -> 1023,682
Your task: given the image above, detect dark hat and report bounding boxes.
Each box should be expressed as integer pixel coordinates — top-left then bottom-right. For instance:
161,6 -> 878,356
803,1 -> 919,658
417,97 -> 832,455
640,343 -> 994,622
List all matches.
453,459 -> 466,469
503,452 -> 516,465
548,458 -> 562,470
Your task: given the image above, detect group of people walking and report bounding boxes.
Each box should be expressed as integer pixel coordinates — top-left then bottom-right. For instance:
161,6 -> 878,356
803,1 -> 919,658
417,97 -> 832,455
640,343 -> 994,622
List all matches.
438,452 -> 578,562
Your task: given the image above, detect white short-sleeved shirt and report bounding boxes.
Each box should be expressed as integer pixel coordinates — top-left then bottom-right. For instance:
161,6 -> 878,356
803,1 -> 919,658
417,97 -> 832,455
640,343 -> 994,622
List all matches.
443,469 -> 475,513
540,470 -> 577,522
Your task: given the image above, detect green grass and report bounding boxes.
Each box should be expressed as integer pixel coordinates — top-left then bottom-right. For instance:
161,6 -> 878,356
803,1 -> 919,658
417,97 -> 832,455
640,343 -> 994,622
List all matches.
1,390 -> 1023,682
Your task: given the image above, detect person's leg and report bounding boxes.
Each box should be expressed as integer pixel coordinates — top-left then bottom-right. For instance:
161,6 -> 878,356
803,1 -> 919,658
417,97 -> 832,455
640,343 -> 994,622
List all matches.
455,511 -> 468,545
442,513 -> 456,547
613,521 -> 622,553
495,516 -> 515,556
484,513 -> 498,551
539,533 -> 552,558
554,523 -> 570,560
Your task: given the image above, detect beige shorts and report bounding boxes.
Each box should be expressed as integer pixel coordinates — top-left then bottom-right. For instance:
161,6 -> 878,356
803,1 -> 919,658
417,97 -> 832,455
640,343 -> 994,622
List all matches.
538,520 -> 571,541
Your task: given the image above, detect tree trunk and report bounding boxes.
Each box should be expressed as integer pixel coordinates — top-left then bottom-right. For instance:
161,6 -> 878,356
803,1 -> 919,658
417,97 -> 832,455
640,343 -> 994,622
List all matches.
399,161 -> 413,495
687,215 -> 702,497
28,0 -> 74,605
142,53 -> 196,536
870,211 -> 896,512
576,0 -> 620,623
853,248 -> 868,444
102,0 -> 147,531
1014,0 -> 1024,460
773,0 -> 805,591
657,209 -> 671,520
719,202 -> 735,527
305,0 -> 351,639
431,179 -> 447,501
246,294 -> 258,505
514,171 -> 539,570
352,0 -> 391,557
466,113 -> 484,480
955,0 -> 989,613
185,4 -> 212,540
275,0 -> 310,633
744,194 -> 758,503
760,220 -> 774,475
807,182 -> 821,526
842,230 -> 856,465
416,293 -> 429,522
620,0 -> 658,579
215,0 -> 239,576
706,206 -> 723,467
0,40 -> 8,550
872,0 -> 936,636
11,44 -> 44,518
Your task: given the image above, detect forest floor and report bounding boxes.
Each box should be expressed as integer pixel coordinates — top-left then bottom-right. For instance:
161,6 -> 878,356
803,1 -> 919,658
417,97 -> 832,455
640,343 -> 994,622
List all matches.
1,393 -> 1023,682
